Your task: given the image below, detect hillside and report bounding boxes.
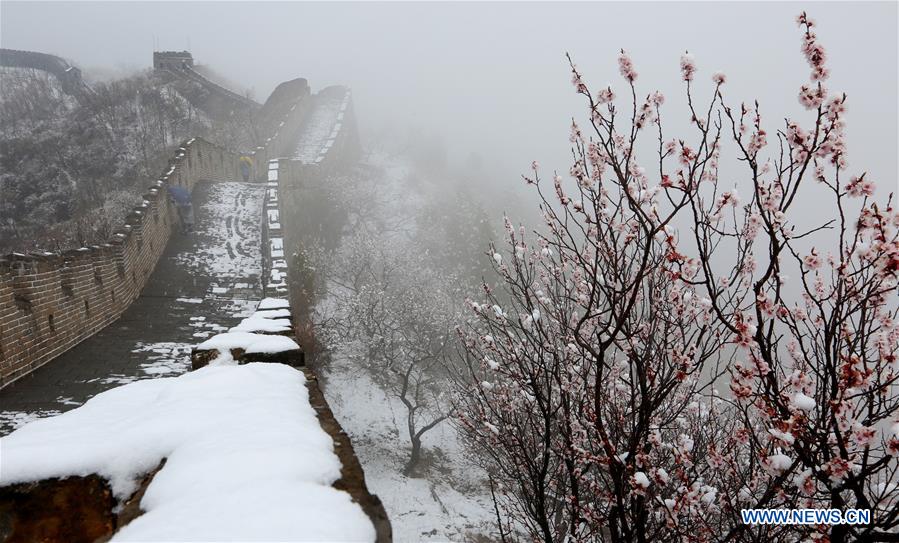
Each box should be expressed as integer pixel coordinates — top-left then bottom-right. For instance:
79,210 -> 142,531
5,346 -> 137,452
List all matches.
0,67 -> 250,253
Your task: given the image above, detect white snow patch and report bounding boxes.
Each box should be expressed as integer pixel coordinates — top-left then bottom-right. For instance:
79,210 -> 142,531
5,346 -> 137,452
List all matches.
0,364 -> 374,542
768,428 -> 796,444
258,298 -> 290,311
768,453 -> 793,474
254,308 -> 291,319
229,316 -> 292,334
0,409 -> 63,432
132,342 -> 191,376
196,332 -> 299,354
633,471 -> 650,488
791,392 -> 816,412
294,94 -> 345,163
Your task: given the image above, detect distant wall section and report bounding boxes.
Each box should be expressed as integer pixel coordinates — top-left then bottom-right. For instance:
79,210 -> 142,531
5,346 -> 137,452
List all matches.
0,48 -> 89,96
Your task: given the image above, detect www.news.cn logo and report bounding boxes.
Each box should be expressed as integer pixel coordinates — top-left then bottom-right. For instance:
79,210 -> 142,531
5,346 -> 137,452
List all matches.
741,509 -> 871,525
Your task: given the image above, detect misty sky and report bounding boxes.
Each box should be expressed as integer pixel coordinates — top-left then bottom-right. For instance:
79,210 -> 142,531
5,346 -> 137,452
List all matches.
2,1 -> 896,196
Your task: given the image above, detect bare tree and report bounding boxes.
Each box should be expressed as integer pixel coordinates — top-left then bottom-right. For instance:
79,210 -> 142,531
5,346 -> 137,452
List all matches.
317,229 -> 459,476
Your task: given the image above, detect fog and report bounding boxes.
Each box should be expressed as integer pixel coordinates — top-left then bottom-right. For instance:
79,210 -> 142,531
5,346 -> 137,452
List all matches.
2,1 -> 896,196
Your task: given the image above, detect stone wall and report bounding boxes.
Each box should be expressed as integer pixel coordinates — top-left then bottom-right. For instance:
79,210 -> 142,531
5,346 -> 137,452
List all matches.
274,87 -> 360,317
0,48 -> 89,96
249,96 -> 313,179
0,138 -> 241,387
179,65 -> 260,111
154,52 -> 266,134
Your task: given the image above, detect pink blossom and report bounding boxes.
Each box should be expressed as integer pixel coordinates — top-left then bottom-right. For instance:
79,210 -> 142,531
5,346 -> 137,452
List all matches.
795,469 -> 816,496
654,467 -> 670,485
734,317 -> 757,348
680,52 -> 696,82
798,83 -> 827,110
712,72 -> 726,85
569,120 -> 583,143
826,95 -> 847,120
597,85 -> 615,104
679,144 -> 696,167
554,174 -> 569,205
804,249 -> 822,270
618,50 -> 638,82
635,100 -> 655,129
747,129 -> 767,155
846,175 -> 875,198
571,69 -> 588,94
798,13 -> 830,81
852,424 -> 876,448
824,457 -> 850,483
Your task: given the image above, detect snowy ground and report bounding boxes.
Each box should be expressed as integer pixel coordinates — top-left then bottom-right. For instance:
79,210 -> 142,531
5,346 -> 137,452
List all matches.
321,355 -> 497,541
1,362 -> 374,542
0,408 -> 63,431
173,181 -> 263,282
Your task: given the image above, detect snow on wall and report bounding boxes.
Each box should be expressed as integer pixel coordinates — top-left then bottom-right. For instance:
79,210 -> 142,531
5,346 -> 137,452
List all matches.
292,87 -> 355,167
263,160 -> 289,297
0,362 -> 375,542
195,331 -> 298,353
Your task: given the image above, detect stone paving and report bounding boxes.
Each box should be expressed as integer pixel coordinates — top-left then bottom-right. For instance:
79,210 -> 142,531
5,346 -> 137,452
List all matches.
0,181 -> 265,435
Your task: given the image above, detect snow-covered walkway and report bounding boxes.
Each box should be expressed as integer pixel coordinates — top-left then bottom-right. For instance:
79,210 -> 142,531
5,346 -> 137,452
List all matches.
293,93 -> 345,163
0,181 -> 265,435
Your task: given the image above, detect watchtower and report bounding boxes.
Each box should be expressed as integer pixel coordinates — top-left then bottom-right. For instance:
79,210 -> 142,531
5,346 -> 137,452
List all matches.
153,51 -> 193,71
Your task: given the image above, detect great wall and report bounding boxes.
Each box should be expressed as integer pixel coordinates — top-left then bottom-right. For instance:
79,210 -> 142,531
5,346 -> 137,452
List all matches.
0,48 -> 91,96
153,51 -> 261,111
0,50 -> 389,541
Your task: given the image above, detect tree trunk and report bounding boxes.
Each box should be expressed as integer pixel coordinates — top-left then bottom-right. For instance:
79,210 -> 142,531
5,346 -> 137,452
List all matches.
403,435 -> 422,477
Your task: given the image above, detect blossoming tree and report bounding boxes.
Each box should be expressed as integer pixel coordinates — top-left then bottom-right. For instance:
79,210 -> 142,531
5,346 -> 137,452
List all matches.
456,12 -> 898,542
